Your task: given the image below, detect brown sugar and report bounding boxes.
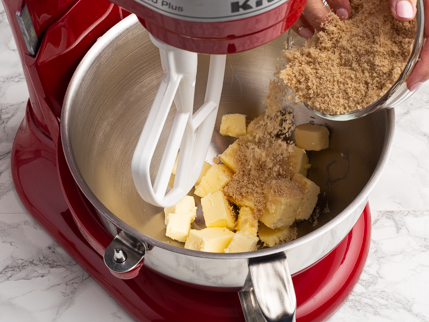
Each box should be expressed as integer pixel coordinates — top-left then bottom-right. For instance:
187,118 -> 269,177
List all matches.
247,79 -> 296,141
223,62 -> 304,220
223,117 -> 302,219
280,0 -> 417,115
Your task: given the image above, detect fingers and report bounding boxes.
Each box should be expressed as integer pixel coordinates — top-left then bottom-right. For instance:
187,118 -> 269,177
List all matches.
390,0 -> 417,20
325,0 -> 352,20
291,0 -> 351,38
302,0 -> 331,31
290,15 -> 315,39
289,0 -> 426,91
406,0 -> 429,90
407,44 -> 429,91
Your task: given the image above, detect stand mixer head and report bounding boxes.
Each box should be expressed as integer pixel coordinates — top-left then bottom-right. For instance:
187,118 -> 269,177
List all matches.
109,0 -> 307,54
108,0 -> 307,207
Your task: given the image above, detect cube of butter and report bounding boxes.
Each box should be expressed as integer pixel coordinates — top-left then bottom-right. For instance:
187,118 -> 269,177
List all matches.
289,145 -> 311,176
172,156 -> 211,186
236,206 -> 258,237
195,162 -> 211,185
219,114 -> 246,137
168,174 -> 175,188
246,113 -> 265,137
295,123 -> 330,151
259,180 -> 304,229
184,228 -> 234,252
166,212 -> 194,242
224,232 -> 258,253
247,112 -> 282,138
219,140 -> 241,172
227,194 -> 255,209
201,191 -> 236,230
293,173 -> 320,221
164,195 -> 196,225
172,154 -> 179,175
194,164 -> 233,197
258,222 -> 296,247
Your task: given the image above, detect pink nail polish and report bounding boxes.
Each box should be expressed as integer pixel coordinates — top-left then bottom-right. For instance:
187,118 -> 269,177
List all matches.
410,82 -> 423,92
396,1 -> 414,19
298,28 -> 313,39
336,8 -> 349,20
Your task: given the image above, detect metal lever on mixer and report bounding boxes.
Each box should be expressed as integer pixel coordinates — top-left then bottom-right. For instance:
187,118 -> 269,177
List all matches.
239,253 -> 296,322
131,35 -> 226,207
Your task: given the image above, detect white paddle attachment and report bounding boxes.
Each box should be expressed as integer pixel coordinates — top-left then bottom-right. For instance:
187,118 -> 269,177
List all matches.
131,35 -> 226,207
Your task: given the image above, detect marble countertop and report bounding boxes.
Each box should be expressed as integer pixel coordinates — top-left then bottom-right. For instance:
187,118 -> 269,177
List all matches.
1,3 -> 429,322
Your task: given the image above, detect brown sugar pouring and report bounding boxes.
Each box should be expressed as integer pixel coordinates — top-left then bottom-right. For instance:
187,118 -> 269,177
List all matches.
281,0 -> 425,121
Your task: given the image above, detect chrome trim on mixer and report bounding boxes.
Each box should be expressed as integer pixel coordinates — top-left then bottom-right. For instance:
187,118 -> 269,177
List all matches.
95,209 -> 119,237
239,254 -> 296,322
16,4 -> 39,57
113,248 -> 127,263
239,274 -> 268,322
104,231 -> 146,273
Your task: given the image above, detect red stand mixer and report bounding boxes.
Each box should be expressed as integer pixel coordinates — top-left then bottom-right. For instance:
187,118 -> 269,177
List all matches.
4,0 -> 375,320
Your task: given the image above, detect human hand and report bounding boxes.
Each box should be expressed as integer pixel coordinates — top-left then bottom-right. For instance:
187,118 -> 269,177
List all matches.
396,0 -> 429,91
291,0 -> 427,91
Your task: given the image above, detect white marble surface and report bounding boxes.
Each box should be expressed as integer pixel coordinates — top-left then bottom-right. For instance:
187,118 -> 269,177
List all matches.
1,2 -> 428,321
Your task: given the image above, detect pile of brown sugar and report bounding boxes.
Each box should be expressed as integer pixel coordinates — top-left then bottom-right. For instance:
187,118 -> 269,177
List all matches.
223,81 -> 302,222
280,0 -> 417,115
223,135 -> 302,220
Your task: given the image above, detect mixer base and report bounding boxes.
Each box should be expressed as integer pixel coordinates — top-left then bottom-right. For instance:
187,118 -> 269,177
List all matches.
12,103 -> 371,322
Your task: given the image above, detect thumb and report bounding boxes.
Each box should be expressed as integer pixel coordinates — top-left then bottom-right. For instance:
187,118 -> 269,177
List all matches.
390,0 -> 417,20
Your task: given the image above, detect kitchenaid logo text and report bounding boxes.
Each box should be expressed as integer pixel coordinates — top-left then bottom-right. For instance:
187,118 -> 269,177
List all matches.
142,0 -> 183,12
231,0 -> 276,13
136,0 -> 286,21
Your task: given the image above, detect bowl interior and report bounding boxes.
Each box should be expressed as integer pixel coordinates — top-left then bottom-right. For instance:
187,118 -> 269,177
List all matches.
63,19 -> 391,250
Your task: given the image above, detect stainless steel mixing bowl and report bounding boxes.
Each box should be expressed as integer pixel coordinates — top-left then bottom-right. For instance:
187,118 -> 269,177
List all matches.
61,14 -> 394,321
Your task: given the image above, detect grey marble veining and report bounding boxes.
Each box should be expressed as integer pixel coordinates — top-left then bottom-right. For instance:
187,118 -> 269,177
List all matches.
0,214 -> 133,322
0,2 -> 428,321
369,87 -> 429,211
0,3 -> 27,215
331,210 -> 429,322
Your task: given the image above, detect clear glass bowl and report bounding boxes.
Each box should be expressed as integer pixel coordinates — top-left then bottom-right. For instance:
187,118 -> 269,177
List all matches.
286,0 -> 425,121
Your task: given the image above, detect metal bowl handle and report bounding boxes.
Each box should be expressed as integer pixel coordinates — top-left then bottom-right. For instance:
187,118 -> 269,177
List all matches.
103,231 -> 147,279
239,253 -> 296,322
